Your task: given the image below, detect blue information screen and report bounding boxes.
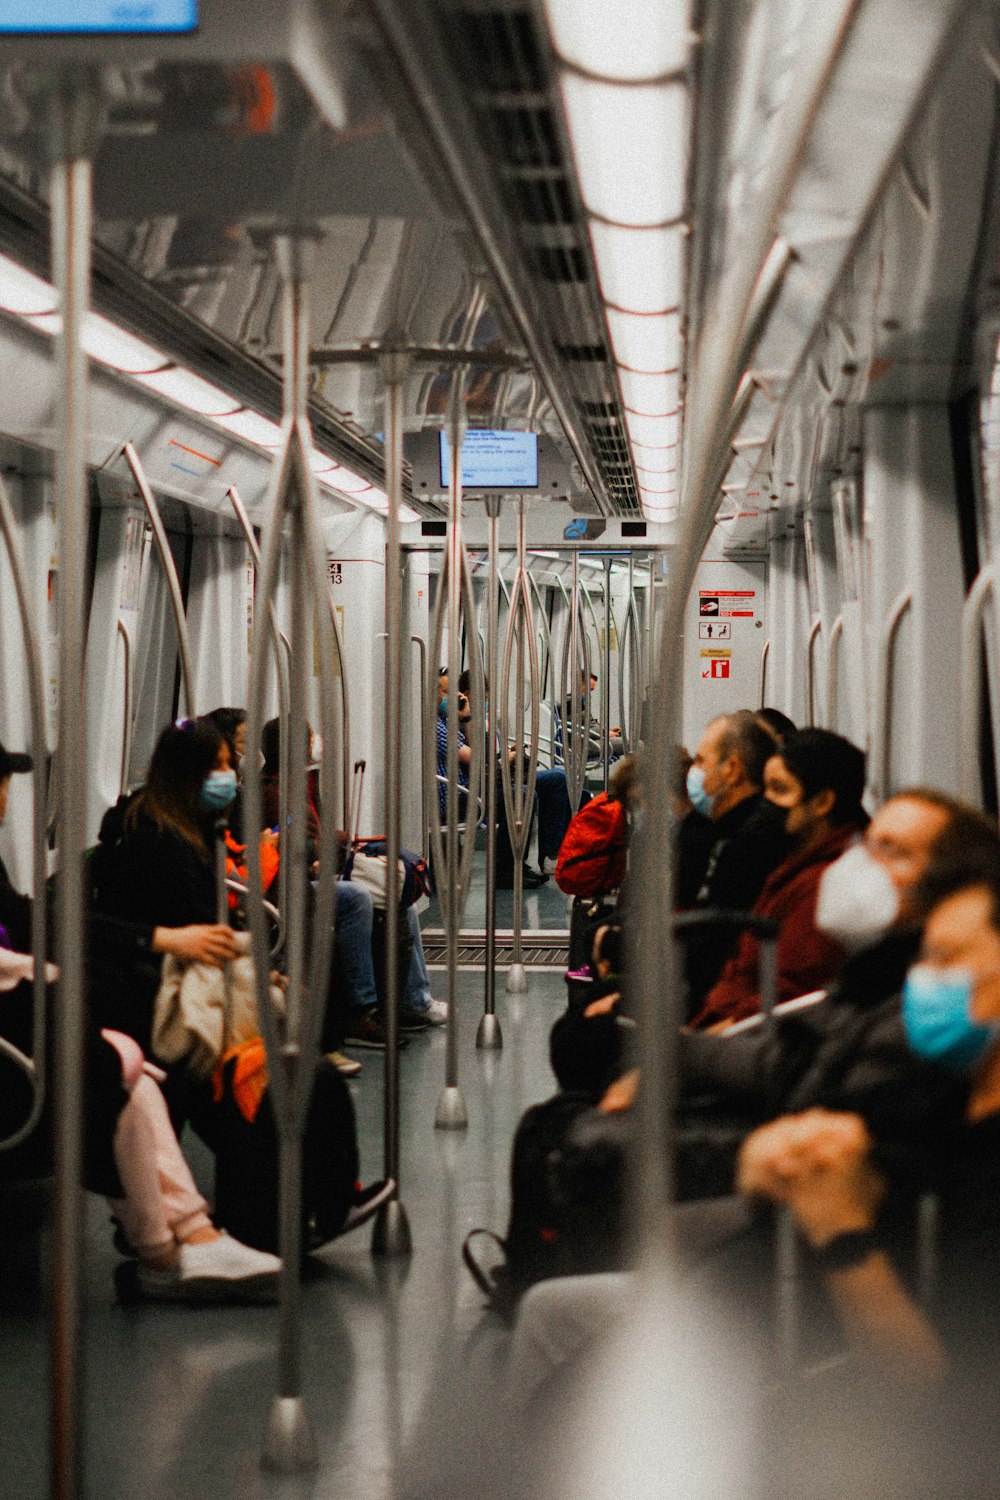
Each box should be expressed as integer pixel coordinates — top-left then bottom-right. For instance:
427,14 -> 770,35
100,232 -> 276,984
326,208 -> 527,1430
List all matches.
439,429 -> 539,490
0,0 -> 197,30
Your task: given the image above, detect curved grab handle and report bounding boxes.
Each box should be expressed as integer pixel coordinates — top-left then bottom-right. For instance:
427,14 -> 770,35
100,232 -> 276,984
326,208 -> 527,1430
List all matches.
119,442 -> 196,719
0,472 -> 49,1152
805,616 -> 823,727
874,590 -> 913,804
758,638 -> 772,710
618,585 -> 642,754
116,618 -> 133,797
224,877 -> 285,959
959,566 -> 997,804
825,615 -> 844,730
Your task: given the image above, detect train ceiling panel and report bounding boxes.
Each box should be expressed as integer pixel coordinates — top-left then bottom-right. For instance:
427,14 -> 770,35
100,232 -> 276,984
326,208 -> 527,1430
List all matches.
708,1 -> 999,560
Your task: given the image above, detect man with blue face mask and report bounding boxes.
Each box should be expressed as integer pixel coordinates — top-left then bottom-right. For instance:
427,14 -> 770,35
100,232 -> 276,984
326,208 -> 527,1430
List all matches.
679,710 -> 791,1014
737,857 -> 1000,1477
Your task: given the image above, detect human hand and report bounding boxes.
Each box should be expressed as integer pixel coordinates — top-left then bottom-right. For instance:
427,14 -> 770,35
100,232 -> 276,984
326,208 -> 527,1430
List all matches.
584,992 -> 620,1018
736,1109 -> 886,1248
600,1067 -> 640,1114
155,924 -> 238,967
261,829 -> 279,850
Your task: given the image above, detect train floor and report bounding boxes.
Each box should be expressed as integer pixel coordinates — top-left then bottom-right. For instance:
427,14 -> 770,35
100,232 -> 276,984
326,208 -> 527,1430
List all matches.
0,898 -> 570,1498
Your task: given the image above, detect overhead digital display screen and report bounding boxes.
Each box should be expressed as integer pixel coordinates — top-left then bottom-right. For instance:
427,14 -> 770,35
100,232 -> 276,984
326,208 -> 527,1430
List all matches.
0,0 -> 197,31
439,429 -> 539,490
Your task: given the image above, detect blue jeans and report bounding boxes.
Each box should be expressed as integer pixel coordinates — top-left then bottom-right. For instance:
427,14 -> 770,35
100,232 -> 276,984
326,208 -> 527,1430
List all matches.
334,882 -> 433,1016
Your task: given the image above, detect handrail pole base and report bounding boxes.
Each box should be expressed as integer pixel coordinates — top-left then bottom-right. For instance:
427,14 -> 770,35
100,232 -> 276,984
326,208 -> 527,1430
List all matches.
372,1197 -> 414,1258
476,1011 -> 504,1050
435,1084 -> 469,1131
261,1398 -> 318,1475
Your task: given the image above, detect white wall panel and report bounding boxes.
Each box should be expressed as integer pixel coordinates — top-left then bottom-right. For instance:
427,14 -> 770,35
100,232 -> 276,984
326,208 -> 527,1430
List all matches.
187,529 -> 251,713
862,405 -> 965,795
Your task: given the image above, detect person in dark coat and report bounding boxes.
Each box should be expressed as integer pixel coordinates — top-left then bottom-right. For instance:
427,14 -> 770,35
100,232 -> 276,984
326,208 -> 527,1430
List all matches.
678,710 -> 791,1013
691,729 -> 868,1029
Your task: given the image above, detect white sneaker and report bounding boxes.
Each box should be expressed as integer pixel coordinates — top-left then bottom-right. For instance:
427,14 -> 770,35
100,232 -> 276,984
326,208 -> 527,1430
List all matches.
422,999 -> 448,1026
136,1233 -> 281,1303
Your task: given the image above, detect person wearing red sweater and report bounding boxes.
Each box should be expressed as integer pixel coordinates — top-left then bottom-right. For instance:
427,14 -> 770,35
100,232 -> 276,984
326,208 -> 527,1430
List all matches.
691,728 -> 868,1030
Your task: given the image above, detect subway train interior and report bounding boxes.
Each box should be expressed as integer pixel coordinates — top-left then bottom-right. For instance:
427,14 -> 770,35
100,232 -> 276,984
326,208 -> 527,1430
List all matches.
4,1 -> 1000,1497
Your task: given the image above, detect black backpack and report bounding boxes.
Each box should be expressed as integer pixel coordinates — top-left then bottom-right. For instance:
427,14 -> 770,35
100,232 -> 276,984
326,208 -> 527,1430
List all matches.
463,1090 -> 626,1319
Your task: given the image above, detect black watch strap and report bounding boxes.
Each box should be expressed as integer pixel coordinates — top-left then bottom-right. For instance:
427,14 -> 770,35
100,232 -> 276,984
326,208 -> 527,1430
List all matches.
813,1228 -> 880,1272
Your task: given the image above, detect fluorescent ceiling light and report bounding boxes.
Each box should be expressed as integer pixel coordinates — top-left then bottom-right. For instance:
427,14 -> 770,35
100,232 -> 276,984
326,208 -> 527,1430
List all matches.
213,409 -> 283,447
545,0 -> 690,80
84,315 -> 168,374
589,222 -> 684,314
136,366 -> 241,417
0,254 -> 57,316
561,74 -> 687,226
310,449 -> 340,475
24,309 -> 169,375
324,466 -> 374,495
619,369 -> 680,416
626,410 -> 680,448
607,308 -> 681,374
634,458 -> 678,477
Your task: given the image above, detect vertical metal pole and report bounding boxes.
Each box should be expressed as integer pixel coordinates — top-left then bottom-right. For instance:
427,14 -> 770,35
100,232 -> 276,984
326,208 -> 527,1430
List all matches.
503,499 -> 539,996
373,350 -> 414,1254
247,235 -> 339,1475
436,382 -> 469,1129
48,73 -> 102,1500
603,558 -> 612,789
477,495 -> 503,1049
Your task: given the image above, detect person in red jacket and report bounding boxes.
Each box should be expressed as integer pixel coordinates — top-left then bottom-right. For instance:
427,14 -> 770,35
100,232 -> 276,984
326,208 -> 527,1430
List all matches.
691,728 -> 868,1030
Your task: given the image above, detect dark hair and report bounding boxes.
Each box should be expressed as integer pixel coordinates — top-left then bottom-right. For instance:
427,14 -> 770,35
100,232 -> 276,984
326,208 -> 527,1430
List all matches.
128,719 -> 222,858
916,847 -> 1000,928
716,710 -> 777,789
593,923 -> 623,974
756,708 -> 797,745
777,729 -> 867,827
205,706 -> 246,761
457,669 -> 471,697
261,717 -> 312,776
672,745 -> 693,802
549,1008 -> 623,1097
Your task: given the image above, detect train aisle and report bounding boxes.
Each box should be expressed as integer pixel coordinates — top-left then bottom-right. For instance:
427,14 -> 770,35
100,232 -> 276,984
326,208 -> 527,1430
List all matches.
0,961 -> 568,1500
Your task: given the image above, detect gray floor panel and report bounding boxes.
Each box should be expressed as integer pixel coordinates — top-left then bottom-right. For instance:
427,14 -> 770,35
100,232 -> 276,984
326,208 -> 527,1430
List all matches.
0,967 -> 567,1500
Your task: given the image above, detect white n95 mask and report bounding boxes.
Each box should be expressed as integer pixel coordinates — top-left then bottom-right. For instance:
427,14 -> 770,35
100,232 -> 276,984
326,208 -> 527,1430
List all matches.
815,843 -> 899,953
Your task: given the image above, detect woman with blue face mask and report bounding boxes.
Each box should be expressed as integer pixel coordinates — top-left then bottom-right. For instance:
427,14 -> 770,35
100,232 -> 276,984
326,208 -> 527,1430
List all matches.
89,717 -> 240,1061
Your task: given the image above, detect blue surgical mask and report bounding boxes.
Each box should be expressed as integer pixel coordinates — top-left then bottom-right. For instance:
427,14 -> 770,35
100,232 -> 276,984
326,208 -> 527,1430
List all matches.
901,963 -> 1000,1070
686,763 -> 715,819
200,768 -> 238,814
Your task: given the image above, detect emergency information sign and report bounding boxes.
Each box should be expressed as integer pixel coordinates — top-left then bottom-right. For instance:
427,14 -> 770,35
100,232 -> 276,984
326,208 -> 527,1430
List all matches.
700,647 -> 731,680
699,590 -> 756,619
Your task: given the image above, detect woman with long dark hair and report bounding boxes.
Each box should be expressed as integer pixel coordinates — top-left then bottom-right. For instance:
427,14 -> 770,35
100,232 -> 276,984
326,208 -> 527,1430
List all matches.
89,717 -> 388,1256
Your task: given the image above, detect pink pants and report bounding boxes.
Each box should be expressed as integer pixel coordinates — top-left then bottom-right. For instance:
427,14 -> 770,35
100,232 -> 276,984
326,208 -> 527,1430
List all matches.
108,1073 -> 213,1257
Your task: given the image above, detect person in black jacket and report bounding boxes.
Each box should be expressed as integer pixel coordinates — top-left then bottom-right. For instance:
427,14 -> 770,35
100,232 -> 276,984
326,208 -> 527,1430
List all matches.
678,710 -> 790,1013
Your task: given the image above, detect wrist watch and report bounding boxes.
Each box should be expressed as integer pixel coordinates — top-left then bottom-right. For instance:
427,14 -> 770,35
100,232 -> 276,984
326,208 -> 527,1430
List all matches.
812,1228 -> 879,1272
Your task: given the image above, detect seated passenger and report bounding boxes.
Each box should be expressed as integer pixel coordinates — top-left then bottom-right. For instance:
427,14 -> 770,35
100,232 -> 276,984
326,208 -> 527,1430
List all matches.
691,729 -> 868,1030
457,667 -> 552,890
679,710 -> 791,1012
736,852 -> 1000,1468
89,719 -> 388,1253
259,717 -> 446,1055
206,705 -> 248,841
435,667 -> 471,823
0,735 -> 279,1300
